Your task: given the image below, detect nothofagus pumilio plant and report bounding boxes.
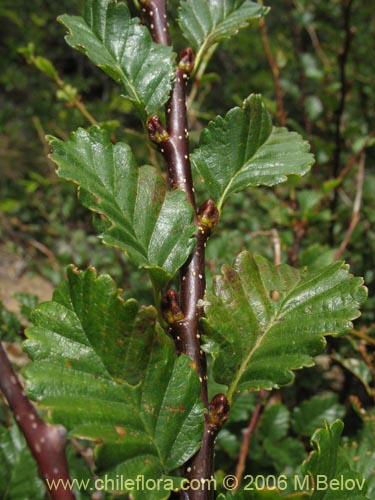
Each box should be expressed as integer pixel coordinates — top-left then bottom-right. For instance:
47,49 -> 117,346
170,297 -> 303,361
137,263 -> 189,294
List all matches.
0,1 -> 370,499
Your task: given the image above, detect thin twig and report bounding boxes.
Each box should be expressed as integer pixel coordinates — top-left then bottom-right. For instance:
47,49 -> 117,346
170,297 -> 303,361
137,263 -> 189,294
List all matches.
285,0 -> 311,135
259,12 -> 286,126
329,0 -> 355,245
234,390 -> 267,490
0,343 -> 74,499
334,154 -> 365,260
350,328 -> 375,347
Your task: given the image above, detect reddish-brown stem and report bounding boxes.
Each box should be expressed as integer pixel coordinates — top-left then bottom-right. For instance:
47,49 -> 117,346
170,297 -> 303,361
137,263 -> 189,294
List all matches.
143,3 -> 227,499
140,0 -> 170,45
234,390 -> 267,490
285,0 -> 311,135
259,17 -> 286,126
329,0 -> 355,245
334,153 -> 365,260
0,343 -> 74,500
186,394 -> 230,500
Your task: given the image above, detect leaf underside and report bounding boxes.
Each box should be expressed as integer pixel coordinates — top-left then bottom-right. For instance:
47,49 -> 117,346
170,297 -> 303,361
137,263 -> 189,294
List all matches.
24,267 -> 204,499
202,251 -> 367,394
59,0 -> 175,116
48,127 -> 196,288
191,94 -> 314,210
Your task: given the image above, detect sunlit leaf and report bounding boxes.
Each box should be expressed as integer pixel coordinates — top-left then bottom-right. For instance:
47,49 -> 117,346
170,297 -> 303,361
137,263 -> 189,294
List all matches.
202,251 -> 367,397
178,0 -> 268,67
191,95 -> 314,211
48,127 -> 196,288
59,0 -> 175,116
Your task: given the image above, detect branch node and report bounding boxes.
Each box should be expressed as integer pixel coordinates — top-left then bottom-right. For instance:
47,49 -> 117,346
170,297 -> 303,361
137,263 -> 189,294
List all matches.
147,115 -> 169,144
161,289 -> 185,325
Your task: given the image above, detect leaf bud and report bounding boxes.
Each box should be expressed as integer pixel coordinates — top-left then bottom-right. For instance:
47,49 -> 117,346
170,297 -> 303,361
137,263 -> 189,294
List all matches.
198,199 -> 219,231
209,393 -> 230,428
161,289 -> 184,325
178,48 -> 195,74
147,115 -> 169,144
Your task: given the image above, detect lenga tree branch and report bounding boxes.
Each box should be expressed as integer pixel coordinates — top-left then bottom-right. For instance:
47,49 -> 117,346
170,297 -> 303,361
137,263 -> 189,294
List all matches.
0,343 -> 74,500
142,2 -> 229,498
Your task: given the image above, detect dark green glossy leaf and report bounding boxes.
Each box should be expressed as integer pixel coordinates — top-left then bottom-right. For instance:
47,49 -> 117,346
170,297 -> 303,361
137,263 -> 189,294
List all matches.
59,0 -> 175,115
178,0 -> 268,67
202,251 -> 367,399
48,128 -> 196,288
24,267 -> 204,499
191,95 -> 314,211
0,423 -> 45,500
301,420 -> 368,499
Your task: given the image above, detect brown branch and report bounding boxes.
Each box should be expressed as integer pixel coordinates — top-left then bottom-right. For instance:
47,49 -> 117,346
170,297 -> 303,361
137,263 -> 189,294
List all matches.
142,3 -> 225,499
329,0 -> 355,245
140,0 -> 170,45
334,153 -> 365,260
259,16 -> 286,126
285,0 -> 311,135
0,343 -> 74,499
234,390 -> 267,490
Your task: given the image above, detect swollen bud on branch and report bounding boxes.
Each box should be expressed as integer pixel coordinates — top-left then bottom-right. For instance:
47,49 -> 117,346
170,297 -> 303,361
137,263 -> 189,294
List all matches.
208,393 -> 230,431
198,199 -> 219,232
161,289 -> 184,325
178,47 -> 195,74
147,115 -> 169,144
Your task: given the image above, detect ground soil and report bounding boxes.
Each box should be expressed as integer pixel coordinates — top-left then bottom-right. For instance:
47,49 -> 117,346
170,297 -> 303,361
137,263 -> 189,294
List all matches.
0,245 -> 54,312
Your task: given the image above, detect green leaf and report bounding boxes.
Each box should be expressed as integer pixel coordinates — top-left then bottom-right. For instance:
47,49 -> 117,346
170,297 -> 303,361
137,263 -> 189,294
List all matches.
259,404 -> 290,441
178,0 -> 268,68
191,95 -> 314,211
341,407 -> 375,498
333,354 -> 374,397
202,252 -> 367,400
301,420 -> 368,499
24,267 -> 204,499
59,0 -> 175,116
292,394 -> 346,437
48,128 -> 195,288
0,423 -> 45,500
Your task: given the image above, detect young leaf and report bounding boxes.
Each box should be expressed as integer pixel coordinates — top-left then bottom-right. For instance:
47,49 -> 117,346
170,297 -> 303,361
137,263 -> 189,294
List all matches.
58,0 -> 175,116
202,252 -> 367,400
24,267 -> 204,499
0,423 -> 45,500
301,420 -> 368,499
178,0 -> 268,68
48,128 -> 196,288
191,95 -> 314,211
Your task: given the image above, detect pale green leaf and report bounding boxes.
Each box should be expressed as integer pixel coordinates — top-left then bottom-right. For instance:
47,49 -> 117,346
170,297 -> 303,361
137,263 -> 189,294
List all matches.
24,267 -> 204,499
0,423 -> 45,500
202,252 -> 367,399
48,127 -> 195,288
301,420 -> 369,499
59,0 -> 175,115
178,0 -> 268,68
191,95 -> 314,211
